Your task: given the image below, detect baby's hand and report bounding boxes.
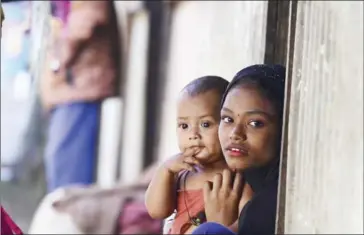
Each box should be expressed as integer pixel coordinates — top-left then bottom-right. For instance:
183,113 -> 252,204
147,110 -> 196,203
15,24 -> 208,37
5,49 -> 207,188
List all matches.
163,148 -> 202,174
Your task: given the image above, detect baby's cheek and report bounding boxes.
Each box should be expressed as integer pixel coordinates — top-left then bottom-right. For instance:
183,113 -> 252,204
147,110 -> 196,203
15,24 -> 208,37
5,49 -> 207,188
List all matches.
177,133 -> 187,147
177,141 -> 187,152
205,137 -> 220,150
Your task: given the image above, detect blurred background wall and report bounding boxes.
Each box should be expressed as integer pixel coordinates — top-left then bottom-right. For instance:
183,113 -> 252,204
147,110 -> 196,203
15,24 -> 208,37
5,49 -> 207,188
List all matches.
157,1 -> 268,163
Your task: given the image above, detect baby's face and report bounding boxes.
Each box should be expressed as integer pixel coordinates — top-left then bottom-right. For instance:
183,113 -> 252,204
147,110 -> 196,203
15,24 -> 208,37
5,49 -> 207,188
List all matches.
176,90 -> 223,165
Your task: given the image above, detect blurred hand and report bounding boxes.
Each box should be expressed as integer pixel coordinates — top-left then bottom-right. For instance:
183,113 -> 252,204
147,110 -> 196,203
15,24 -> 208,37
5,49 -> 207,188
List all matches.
203,169 -> 244,226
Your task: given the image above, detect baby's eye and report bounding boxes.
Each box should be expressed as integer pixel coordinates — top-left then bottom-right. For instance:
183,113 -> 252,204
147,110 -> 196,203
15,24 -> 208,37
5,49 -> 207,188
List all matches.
248,120 -> 264,128
221,116 -> 233,123
178,123 -> 188,129
201,122 -> 211,128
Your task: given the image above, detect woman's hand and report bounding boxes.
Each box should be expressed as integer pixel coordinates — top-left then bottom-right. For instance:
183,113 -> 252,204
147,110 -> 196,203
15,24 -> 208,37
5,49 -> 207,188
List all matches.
203,169 -> 244,227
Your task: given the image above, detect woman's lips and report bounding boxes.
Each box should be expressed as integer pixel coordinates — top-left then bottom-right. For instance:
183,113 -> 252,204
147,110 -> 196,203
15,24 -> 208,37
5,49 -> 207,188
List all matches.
226,147 -> 248,157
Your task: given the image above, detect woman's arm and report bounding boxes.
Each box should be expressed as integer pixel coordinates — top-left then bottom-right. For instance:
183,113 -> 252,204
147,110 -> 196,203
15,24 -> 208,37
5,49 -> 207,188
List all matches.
145,165 -> 177,219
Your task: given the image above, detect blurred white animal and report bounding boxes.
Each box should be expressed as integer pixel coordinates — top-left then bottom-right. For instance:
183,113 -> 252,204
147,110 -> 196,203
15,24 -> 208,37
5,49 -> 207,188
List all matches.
29,188 -> 83,234
29,163 -> 161,234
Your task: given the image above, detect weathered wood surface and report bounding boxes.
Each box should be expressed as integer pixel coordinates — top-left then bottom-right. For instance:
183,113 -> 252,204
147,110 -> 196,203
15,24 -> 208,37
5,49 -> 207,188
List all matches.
284,1 -> 363,233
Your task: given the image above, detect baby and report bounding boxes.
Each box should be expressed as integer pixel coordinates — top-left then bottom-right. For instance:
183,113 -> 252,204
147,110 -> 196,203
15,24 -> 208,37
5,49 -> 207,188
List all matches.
145,76 -> 231,234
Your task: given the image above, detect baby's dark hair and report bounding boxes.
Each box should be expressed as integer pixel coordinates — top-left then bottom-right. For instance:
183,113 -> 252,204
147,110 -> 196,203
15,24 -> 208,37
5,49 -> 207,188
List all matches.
222,64 -> 286,121
181,75 -> 229,98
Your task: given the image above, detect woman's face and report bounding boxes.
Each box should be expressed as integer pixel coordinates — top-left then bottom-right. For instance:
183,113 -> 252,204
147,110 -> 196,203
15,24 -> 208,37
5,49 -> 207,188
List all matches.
218,85 -> 281,171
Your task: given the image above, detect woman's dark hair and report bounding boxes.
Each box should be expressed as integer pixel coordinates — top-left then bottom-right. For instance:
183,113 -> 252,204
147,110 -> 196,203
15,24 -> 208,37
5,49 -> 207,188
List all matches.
221,64 -> 286,121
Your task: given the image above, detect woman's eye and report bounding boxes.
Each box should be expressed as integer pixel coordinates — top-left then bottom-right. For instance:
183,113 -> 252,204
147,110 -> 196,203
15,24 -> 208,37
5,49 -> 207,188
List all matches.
201,122 -> 211,128
248,120 -> 264,128
221,116 -> 233,123
179,123 -> 188,129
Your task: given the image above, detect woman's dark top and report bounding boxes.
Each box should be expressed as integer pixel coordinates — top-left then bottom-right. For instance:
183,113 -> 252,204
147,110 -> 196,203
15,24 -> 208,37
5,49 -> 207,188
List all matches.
238,160 -> 279,235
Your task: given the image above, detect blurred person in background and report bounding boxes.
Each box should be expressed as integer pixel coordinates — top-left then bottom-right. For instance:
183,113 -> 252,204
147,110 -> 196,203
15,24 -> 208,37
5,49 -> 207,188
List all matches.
1,4 -> 24,235
0,4 -> 3,32
29,1 -> 163,234
40,1 -> 120,192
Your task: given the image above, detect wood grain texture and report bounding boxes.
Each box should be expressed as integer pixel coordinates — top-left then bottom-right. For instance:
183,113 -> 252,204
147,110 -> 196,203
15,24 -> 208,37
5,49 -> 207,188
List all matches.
284,1 -> 363,233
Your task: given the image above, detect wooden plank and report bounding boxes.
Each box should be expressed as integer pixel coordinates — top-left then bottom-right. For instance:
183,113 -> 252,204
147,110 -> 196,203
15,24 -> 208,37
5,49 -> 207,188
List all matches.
283,2 -> 363,233
276,1 -> 298,234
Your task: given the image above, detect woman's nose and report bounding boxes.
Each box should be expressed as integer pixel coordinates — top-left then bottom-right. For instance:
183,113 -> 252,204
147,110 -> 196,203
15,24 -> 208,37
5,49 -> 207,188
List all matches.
229,125 -> 247,141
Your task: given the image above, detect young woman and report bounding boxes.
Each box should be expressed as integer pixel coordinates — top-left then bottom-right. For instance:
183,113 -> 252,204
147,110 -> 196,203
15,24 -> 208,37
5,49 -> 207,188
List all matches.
193,64 -> 286,235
